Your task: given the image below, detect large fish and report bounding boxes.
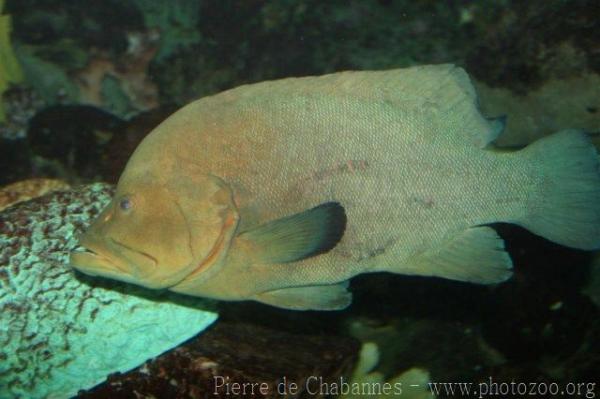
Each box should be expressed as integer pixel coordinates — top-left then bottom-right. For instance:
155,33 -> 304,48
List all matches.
70,64 -> 600,310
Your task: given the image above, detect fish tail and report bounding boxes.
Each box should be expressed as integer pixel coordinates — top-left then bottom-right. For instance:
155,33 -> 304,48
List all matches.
518,129 -> 600,250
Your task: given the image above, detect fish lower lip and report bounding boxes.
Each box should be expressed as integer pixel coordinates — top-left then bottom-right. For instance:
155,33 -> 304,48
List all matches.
109,238 -> 158,268
71,243 -> 98,256
72,243 -> 129,274
74,247 -> 96,255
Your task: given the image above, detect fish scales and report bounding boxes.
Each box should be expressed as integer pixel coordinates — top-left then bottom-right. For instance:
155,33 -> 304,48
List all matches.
135,66 -> 527,271
71,64 -> 600,310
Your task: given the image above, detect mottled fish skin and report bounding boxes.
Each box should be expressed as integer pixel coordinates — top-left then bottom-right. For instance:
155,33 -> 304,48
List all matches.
0,184 -> 217,399
71,64 -> 600,310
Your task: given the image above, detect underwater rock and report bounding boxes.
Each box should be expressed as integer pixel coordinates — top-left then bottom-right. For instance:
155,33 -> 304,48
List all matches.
10,1 -> 157,114
8,1 -> 143,53
0,183 -> 217,399
0,136 -> 30,186
149,1 -> 478,105
0,87 -> 44,141
476,74 -> 600,147
15,44 -> 81,105
78,321 -> 359,398
347,315 -> 505,383
27,104 -> 126,180
0,177 -> 69,211
73,31 -> 160,116
18,104 -> 172,184
103,105 -> 177,182
583,254 -> 600,308
466,0 -> 599,93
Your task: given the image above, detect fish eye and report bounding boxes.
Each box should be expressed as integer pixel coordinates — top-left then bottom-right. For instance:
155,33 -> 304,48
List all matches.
119,197 -> 132,212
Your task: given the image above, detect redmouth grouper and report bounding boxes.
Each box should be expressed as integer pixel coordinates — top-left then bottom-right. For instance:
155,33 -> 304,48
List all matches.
70,64 -> 600,310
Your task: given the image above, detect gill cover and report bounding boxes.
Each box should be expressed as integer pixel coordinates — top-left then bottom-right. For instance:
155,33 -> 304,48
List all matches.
72,173 -> 239,289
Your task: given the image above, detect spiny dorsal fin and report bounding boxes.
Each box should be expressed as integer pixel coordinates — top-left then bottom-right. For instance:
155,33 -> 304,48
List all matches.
220,65 -> 496,148
238,202 -> 346,264
485,115 -> 507,145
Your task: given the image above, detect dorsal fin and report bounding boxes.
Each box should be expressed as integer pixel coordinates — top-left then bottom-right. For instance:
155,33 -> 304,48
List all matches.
485,115 -> 507,145
220,64 -> 499,148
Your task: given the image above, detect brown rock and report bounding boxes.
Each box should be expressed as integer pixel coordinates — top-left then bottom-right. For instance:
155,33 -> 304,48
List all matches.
0,177 -> 70,211
475,74 -> 600,147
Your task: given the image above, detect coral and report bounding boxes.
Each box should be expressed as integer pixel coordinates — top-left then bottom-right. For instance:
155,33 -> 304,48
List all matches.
132,0 -> 201,62
100,74 -> 133,117
0,177 -> 69,211
15,44 -> 80,104
342,342 -> 431,398
7,1 -> 156,114
0,183 -> 217,398
73,30 -> 160,116
0,0 -> 23,122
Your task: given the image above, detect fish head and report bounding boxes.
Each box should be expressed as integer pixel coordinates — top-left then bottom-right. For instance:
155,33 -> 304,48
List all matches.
70,172 -> 239,289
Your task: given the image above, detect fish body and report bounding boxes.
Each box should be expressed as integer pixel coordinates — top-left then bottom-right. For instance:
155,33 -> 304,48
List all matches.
71,64 -> 600,310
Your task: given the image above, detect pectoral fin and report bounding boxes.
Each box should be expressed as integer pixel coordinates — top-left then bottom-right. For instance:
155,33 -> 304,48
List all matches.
253,282 -> 352,310
238,202 -> 346,264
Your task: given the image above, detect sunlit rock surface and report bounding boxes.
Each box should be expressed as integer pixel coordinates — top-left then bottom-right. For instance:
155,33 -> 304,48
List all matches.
78,321 -> 359,398
0,183 -> 217,399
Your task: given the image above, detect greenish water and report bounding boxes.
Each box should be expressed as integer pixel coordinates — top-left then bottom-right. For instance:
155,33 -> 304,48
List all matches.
0,1 -> 598,398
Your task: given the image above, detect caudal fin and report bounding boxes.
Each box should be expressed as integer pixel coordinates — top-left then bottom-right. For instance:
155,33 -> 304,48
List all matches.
519,129 -> 600,250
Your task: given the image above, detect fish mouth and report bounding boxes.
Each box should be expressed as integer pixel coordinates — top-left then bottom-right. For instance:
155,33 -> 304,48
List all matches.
70,245 -> 127,276
70,238 -> 139,283
70,234 -> 163,287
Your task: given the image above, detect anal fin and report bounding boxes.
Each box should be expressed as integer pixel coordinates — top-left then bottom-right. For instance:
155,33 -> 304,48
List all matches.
253,282 -> 352,311
409,226 -> 513,284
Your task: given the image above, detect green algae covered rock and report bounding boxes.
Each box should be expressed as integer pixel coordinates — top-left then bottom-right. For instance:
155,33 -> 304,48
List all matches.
0,0 -> 24,122
0,183 -> 217,399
